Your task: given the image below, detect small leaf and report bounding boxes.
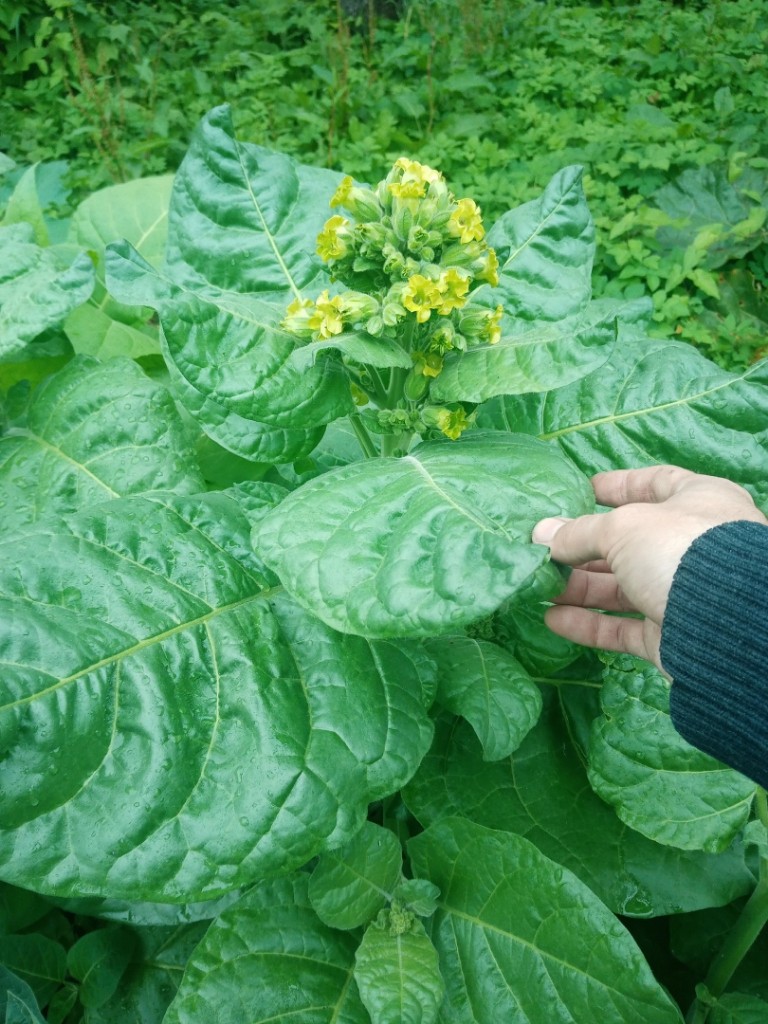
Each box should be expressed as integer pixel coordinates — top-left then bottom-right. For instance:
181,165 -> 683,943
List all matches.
587,656 -> 756,852
408,817 -> 682,1023
0,223 -> 94,357
0,967 -> 44,1024
309,821 -> 403,930
709,993 -> 768,1024
290,331 -> 412,370
392,879 -> 440,918
0,935 -> 66,1008
426,636 -> 542,760
67,925 -> 137,1008
164,877 -> 369,1024
354,914 -> 444,1024
254,431 -> 594,638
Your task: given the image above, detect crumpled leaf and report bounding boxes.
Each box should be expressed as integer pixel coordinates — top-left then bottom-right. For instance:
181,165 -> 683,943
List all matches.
0,490 -> 434,900
354,914 -> 444,1024
0,356 -> 204,530
426,636 -> 542,760
480,337 -> 768,505
587,656 -> 756,853
308,821 -> 403,930
254,431 -> 594,638
408,817 -> 682,1023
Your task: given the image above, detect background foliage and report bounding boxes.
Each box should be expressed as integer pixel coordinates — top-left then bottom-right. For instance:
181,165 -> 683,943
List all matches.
2,0 -> 768,367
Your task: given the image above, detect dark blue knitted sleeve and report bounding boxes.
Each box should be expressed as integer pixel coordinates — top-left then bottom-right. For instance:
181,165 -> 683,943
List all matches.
660,519 -> 768,790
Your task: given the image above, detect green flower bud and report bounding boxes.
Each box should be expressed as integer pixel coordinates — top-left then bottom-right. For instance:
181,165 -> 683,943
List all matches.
403,368 -> 429,401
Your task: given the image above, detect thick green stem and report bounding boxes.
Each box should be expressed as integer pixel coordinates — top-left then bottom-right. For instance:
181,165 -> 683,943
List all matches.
686,787 -> 768,1024
349,413 -> 379,459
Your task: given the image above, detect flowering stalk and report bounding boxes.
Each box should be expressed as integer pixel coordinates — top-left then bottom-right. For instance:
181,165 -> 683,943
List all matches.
281,157 -> 504,454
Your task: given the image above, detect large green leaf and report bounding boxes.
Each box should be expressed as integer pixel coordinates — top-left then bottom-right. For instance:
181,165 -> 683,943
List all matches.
0,356 -> 204,530
587,656 -> 755,853
0,491 -> 434,900
162,104 -> 339,301
0,223 -> 94,358
159,328 -> 330,464
432,304 -> 616,402
403,702 -> 754,917
164,877 -> 368,1024
105,241 -> 352,464
354,915 -> 444,1024
426,636 -> 541,761
408,818 -> 682,1023
480,338 -> 768,505
478,165 -> 594,322
254,432 -> 594,638
308,821 -> 403,930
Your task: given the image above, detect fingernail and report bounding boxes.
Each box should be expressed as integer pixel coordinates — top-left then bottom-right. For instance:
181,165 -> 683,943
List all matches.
532,516 -> 569,545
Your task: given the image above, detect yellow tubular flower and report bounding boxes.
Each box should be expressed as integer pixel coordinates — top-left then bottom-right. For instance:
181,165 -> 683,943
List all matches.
436,268 -> 470,315
389,178 -> 426,200
316,215 -> 349,262
281,296 -> 314,335
483,305 -> 504,345
434,406 -> 472,440
402,274 -> 442,323
414,351 -> 444,378
481,247 -> 500,287
389,157 -> 442,200
330,176 -> 354,209
307,291 -> 345,339
448,198 -> 485,244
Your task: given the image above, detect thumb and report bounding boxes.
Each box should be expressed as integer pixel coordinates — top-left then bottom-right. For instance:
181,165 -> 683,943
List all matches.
531,516 -> 569,546
532,512 -> 611,567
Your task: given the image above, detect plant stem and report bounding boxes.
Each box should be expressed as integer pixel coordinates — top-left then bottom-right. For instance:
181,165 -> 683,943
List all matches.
349,413 -> 379,459
686,787 -> 768,1024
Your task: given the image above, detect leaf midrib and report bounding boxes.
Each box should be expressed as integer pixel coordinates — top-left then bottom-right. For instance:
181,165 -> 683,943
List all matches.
0,587 -> 282,712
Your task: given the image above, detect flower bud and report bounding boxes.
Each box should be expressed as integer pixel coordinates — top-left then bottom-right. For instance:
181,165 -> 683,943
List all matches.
403,368 -> 429,401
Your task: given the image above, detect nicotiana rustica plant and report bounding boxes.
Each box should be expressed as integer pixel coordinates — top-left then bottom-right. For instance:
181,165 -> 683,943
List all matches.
0,104 -> 767,1023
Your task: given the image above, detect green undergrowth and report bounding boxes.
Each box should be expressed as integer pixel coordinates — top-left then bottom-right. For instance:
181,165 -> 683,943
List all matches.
2,0 -> 767,367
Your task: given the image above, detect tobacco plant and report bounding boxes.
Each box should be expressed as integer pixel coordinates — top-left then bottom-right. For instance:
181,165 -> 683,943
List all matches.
1,105 -> 768,1023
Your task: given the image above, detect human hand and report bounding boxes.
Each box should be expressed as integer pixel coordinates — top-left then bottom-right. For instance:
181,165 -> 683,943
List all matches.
531,465 -> 768,671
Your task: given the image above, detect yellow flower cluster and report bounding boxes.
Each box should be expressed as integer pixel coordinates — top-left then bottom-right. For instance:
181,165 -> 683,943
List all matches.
282,156 -> 506,444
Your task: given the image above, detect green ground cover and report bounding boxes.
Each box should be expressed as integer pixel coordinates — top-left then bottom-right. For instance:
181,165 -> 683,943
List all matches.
2,0 -> 768,366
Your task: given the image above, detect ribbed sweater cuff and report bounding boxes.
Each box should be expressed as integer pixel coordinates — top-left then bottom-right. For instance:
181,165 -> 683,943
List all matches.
661,520 -> 768,790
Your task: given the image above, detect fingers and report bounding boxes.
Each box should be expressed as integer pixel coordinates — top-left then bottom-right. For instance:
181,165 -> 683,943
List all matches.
591,465 -> 698,508
532,512 -> 613,567
544,605 -> 662,668
552,568 -> 637,613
